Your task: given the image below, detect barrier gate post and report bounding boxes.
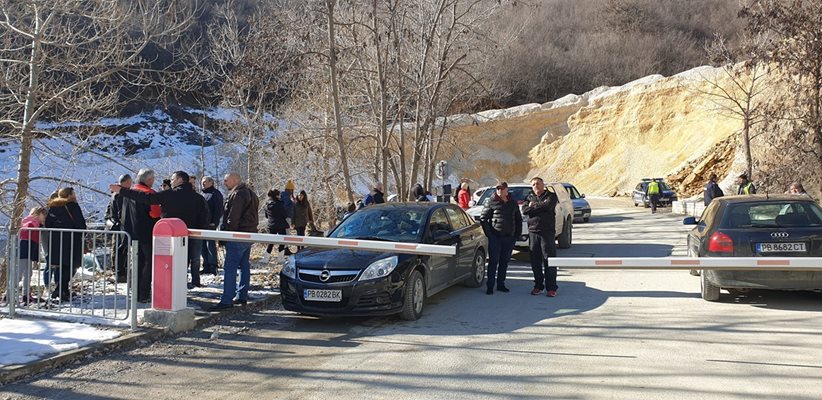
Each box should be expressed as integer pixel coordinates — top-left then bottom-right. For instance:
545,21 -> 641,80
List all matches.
143,218 -> 195,332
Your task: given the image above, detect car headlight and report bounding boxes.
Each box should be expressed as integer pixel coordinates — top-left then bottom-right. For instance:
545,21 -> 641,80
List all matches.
282,256 -> 297,279
358,256 -> 399,281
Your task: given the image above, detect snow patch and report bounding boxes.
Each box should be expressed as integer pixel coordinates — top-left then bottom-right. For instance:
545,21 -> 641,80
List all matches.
0,318 -> 121,367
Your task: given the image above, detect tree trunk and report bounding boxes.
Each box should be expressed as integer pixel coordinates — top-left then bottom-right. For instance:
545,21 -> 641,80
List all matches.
326,0 -> 355,204
742,118 -> 752,179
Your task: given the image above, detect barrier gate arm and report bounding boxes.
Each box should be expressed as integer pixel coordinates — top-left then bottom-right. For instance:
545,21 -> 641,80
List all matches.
187,229 -> 457,257
551,257 -> 822,271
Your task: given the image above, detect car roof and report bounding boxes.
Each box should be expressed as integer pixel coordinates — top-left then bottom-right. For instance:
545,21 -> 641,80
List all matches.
717,195 -> 817,204
364,202 -> 450,211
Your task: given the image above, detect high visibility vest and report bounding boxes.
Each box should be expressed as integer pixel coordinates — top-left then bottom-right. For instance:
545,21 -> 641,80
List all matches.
741,182 -> 753,195
648,181 -> 660,195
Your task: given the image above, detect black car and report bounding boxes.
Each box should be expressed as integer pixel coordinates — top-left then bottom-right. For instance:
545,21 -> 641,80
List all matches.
684,195 -> 822,301
280,203 -> 488,320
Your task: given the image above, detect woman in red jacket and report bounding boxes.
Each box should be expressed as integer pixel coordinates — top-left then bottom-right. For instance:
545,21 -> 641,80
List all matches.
458,182 -> 471,209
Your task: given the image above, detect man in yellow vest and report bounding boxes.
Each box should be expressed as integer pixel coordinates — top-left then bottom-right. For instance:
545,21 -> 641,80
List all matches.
645,179 -> 661,214
737,174 -> 757,195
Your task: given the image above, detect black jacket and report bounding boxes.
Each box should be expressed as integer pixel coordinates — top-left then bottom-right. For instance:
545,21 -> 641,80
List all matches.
202,186 -> 224,229
45,199 -> 86,268
223,183 -> 259,233
105,193 -> 124,230
119,183 -> 210,230
265,197 -> 290,231
293,200 -> 314,229
479,195 -> 523,238
522,190 -> 558,234
704,181 -> 724,206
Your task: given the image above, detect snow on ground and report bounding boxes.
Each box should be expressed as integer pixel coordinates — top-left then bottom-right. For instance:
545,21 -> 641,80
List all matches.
0,317 -> 121,367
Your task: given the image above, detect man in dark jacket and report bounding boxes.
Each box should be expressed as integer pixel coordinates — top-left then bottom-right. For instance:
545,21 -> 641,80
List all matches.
522,177 -> 559,297
479,182 -> 522,295
106,174 -> 132,282
262,188 -> 291,262
200,176 -> 224,275
364,182 -> 385,206
212,173 -> 260,310
117,169 -> 161,302
45,188 -> 86,301
111,170 -> 210,288
703,174 -> 724,206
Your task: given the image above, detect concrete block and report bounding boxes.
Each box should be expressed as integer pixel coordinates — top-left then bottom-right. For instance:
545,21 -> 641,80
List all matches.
143,308 -> 196,333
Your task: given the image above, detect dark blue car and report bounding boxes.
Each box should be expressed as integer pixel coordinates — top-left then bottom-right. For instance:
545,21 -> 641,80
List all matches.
563,183 -> 591,223
632,179 -> 678,208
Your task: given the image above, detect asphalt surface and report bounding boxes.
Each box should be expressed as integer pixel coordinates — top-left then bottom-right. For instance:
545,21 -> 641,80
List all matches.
3,197 -> 822,400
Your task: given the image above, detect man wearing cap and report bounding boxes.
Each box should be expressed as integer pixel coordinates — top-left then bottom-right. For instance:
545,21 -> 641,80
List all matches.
106,174 -> 132,283
522,177 -> 560,297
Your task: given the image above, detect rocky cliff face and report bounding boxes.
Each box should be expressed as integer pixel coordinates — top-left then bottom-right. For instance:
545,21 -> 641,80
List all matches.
444,66 -> 742,196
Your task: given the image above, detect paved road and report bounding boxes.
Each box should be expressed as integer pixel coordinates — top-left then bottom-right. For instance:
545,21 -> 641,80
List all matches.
4,198 -> 822,400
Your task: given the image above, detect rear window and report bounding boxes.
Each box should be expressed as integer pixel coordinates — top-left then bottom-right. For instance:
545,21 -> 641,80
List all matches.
723,202 -> 822,228
477,186 -> 533,207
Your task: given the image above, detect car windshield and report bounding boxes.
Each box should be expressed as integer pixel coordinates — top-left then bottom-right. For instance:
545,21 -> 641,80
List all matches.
477,186 -> 534,206
642,181 -> 671,191
329,207 -> 426,242
724,201 -> 822,228
565,185 -> 582,199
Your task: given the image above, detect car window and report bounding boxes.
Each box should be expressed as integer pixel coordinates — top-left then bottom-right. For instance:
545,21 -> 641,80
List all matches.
565,185 -> 582,199
428,208 -> 452,233
461,210 -> 475,227
635,183 -> 643,191
329,207 -> 426,242
477,186 -> 533,207
445,206 -> 469,230
700,201 -> 720,228
723,202 -> 822,228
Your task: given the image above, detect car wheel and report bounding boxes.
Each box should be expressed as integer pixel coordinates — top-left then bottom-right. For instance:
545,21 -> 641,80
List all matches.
400,269 -> 425,321
462,250 -> 486,288
557,218 -> 572,249
701,272 -> 720,301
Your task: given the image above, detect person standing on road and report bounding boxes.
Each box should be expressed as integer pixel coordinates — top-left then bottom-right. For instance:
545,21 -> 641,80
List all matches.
115,169 -> 161,302
106,174 -> 132,283
645,179 -> 661,214
282,180 -> 296,224
262,189 -> 292,263
211,173 -> 259,310
458,182 -> 471,209
737,174 -> 756,195
479,182 -> 522,295
110,171 -> 210,289
703,174 -> 724,206
292,190 -> 316,249
45,188 -> 87,301
522,177 -> 559,297
201,176 -> 224,275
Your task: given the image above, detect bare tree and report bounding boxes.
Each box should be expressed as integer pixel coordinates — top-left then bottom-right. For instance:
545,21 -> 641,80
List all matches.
691,34 -> 770,179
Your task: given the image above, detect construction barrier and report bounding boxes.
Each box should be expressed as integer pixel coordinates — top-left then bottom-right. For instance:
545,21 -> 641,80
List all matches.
551,257 -> 822,271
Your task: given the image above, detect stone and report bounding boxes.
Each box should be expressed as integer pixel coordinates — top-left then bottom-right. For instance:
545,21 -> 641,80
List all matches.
143,308 -> 196,333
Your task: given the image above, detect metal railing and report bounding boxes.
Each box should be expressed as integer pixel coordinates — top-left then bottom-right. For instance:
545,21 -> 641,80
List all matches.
4,227 -> 138,330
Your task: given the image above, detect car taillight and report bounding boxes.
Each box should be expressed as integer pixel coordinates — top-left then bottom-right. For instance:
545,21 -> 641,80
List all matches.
708,231 -> 734,254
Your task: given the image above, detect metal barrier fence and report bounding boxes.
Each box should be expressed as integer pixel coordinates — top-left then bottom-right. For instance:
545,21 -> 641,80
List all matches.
4,227 -> 138,330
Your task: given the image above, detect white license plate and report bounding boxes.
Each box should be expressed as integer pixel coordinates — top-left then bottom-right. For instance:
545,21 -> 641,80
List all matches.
756,242 -> 806,253
303,289 -> 342,302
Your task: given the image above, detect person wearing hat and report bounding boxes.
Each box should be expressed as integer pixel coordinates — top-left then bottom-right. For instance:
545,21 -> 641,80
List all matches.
106,173 -> 132,282
522,176 -> 560,297
736,174 -> 756,195
479,181 -> 522,295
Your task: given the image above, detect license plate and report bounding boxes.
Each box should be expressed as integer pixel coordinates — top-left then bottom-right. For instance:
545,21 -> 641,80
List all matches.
756,242 -> 806,253
303,289 -> 342,302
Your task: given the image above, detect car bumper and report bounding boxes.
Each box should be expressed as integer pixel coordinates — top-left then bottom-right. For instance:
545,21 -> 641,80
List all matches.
704,270 -> 822,290
280,273 -> 406,317
574,208 -> 591,220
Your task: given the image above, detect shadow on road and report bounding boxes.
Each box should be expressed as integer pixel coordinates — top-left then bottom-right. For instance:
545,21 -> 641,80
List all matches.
724,289 -> 822,312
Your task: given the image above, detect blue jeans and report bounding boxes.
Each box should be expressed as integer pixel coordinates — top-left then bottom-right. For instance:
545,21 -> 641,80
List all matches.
201,240 -> 219,273
486,234 -> 516,290
220,242 -> 252,304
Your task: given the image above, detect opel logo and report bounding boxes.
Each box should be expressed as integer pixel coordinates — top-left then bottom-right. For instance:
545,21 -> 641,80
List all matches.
771,232 -> 789,238
319,269 -> 331,282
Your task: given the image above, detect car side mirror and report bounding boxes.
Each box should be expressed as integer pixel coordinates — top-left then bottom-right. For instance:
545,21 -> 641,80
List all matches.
432,230 -> 451,243
469,200 -> 476,207
682,217 -> 697,225
580,194 -> 586,198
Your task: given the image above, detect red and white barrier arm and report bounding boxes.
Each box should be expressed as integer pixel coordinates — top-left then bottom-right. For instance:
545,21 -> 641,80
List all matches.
552,257 -> 822,271
187,229 -> 457,257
